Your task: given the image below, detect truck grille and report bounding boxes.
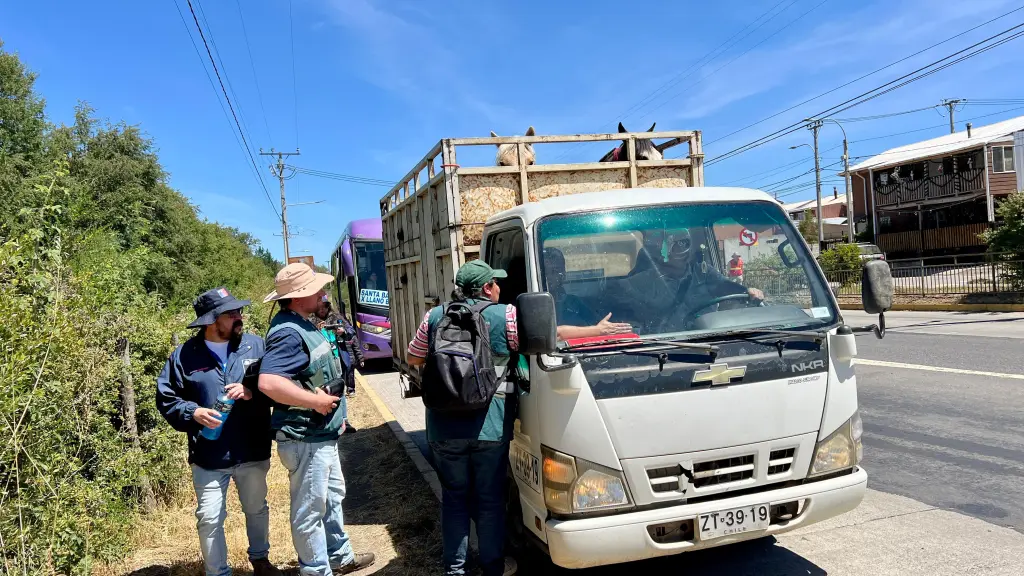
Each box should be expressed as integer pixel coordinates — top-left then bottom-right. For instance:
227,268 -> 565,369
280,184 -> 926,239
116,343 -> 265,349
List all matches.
647,465 -> 684,494
768,448 -> 796,476
692,454 -> 755,488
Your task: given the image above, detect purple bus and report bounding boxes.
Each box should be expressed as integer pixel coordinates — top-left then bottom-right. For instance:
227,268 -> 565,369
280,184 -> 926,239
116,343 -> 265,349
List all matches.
330,218 -> 392,361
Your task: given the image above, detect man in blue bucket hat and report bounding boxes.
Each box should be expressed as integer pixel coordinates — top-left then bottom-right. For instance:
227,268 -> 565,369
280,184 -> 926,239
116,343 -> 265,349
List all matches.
156,287 -> 282,576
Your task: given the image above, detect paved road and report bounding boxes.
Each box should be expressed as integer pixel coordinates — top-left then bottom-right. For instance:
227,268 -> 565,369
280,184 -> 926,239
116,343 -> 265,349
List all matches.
843,310 -> 1024,534
362,310 -> 1024,574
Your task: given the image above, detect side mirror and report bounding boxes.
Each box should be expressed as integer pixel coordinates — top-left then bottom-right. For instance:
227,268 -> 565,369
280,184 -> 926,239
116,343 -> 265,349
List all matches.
516,292 -> 557,356
861,260 -> 893,314
859,259 -> 893,339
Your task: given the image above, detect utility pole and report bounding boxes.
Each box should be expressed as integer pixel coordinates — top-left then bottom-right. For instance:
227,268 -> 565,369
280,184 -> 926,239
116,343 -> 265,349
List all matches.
259,148 -> 300,261
942,99 -> 963,134
810,120 -> 824,252
842,137 -> 854,241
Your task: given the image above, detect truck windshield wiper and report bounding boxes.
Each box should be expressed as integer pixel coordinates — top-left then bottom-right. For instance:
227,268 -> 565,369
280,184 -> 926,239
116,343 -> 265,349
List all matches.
560,338 -> 719,372
560,338 -> 719,355
695,327 -> 826,358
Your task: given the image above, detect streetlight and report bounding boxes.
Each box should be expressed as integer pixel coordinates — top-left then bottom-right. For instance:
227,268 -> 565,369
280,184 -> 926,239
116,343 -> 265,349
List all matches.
789,142 -> 823,251
819,119 -> 854,243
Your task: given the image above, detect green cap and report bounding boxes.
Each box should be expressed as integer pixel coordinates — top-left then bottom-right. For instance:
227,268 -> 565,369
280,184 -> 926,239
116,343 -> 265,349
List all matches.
455,260 -> 507,292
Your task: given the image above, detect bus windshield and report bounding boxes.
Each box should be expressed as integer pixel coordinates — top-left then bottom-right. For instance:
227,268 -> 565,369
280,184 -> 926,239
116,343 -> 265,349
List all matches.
536,201 -> 837,340
354,241 -> 388,309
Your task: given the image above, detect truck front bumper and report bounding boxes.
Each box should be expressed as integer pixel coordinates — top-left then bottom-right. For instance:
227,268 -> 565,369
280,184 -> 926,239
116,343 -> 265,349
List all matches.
545,466 -> 867,569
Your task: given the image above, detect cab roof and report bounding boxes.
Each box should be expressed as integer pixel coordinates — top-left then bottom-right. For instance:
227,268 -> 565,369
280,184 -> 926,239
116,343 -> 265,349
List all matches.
486,187 -> 778,228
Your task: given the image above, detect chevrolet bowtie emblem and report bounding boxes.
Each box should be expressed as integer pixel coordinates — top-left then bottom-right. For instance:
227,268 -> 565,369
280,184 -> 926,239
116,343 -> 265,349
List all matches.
692,363 -> 747,386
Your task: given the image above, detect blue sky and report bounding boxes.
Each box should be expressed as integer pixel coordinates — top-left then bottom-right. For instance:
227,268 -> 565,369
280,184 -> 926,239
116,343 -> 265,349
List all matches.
3,0 -> 1024,263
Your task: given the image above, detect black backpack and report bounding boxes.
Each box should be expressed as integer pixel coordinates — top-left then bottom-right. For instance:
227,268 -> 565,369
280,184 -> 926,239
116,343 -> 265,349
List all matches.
422,300 -> 505,414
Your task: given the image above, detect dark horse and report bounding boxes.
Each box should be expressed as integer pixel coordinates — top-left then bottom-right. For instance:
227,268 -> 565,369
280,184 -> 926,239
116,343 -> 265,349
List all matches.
599,122 -> 663,162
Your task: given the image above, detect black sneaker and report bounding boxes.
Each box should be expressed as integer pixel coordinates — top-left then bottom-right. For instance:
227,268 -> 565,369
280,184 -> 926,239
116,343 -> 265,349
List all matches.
335,553 -> 375,574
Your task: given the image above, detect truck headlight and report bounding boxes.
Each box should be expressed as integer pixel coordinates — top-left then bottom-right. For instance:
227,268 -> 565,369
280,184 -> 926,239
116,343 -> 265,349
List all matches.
542,446 -> 632,514
809,411 -> 863,477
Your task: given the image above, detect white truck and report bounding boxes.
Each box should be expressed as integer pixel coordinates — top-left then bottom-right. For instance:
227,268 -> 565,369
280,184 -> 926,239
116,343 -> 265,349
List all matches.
380,130 -> 892,569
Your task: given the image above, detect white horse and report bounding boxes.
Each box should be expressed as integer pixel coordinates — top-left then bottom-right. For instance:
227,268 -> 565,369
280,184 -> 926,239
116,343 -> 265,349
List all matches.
490,126 -> 536,166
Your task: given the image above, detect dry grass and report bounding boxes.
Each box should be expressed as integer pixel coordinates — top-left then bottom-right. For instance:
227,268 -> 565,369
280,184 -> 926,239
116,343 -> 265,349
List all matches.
96,377 -> 441,576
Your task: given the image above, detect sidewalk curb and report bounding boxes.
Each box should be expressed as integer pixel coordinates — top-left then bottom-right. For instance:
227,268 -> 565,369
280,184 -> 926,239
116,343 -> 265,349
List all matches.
356,371 -> 443,502
841,302 -> 1024,312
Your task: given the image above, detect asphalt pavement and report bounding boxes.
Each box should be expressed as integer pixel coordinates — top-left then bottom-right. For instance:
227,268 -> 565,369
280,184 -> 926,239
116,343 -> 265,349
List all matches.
362,310 -> 1024,574
844,310 -> 1024,534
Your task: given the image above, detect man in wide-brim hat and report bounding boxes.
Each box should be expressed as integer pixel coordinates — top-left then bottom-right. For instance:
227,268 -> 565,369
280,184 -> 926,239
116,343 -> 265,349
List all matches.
157,287 -> 283,576
257,263 -> 375,575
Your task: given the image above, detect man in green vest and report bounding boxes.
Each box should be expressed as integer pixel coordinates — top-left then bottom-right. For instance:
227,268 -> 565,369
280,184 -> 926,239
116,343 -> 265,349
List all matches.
258,263 -> 375,576
407,260 -> 519,576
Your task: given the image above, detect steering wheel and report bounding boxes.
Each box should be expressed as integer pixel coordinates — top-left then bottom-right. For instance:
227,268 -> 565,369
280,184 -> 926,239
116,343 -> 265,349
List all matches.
655,293 -> 757,333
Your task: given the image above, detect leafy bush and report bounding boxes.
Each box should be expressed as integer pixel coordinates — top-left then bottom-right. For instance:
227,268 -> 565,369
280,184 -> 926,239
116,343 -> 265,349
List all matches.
0,42 -> 278,573
980,190 -> 1024,290
817,243 -> 862,288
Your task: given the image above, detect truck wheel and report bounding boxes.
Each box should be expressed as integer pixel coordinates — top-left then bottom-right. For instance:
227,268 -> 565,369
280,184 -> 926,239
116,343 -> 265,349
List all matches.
505,466 -> 555,571
505,465 -> 528,553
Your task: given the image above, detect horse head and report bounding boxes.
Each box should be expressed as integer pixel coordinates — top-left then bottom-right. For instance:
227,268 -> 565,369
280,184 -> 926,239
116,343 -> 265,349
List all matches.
600,122 -> 662,162
491,126 -> 536,166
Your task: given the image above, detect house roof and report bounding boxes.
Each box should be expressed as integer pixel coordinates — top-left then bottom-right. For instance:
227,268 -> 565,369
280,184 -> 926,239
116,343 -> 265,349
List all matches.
847,115 -> 1024,174
782,193 -> 847,213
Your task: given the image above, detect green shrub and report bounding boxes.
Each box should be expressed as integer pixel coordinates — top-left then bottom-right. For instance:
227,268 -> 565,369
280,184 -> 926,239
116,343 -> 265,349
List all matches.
980,190 -> 1024,290
0,43 -> 279,574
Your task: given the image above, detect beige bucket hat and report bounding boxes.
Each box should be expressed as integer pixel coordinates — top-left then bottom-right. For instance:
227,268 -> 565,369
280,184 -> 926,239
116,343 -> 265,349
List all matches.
262,263 -> 335,303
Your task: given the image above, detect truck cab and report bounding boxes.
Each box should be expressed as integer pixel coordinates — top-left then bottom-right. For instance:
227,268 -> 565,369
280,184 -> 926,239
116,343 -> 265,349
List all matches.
480,187 -> 889,568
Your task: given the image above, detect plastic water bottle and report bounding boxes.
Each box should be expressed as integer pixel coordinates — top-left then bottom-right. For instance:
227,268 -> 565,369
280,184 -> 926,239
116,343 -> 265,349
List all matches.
200,388 -> 235,441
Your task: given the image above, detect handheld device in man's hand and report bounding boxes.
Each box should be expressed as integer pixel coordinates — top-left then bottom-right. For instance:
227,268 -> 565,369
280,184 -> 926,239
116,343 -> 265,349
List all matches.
319,376 -> 347,398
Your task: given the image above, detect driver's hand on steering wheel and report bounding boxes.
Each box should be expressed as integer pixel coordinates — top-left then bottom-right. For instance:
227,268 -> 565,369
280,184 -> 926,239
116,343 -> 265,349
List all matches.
596,313 -> 633,335
747,287 -> 765,301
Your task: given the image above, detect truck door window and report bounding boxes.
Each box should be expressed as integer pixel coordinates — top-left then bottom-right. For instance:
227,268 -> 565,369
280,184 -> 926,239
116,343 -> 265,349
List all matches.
485,226 -> 527,305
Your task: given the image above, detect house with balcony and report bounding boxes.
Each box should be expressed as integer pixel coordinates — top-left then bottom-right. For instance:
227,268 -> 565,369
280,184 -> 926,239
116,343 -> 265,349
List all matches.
844,115 -> 1024,258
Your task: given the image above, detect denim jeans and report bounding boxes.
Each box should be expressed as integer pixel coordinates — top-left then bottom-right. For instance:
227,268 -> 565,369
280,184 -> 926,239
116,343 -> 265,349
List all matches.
277,439 -> 355,576
190,459 -> 272,576
429,438 -> 510,576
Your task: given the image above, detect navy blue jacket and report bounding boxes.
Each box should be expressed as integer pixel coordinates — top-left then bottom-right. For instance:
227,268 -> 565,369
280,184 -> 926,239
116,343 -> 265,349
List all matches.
156,333 -> 272,470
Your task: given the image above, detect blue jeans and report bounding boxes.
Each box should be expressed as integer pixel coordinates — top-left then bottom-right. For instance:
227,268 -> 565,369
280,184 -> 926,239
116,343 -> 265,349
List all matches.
190,460 -> 272,576
277,439 -> 355,576
430,439 -> 510,576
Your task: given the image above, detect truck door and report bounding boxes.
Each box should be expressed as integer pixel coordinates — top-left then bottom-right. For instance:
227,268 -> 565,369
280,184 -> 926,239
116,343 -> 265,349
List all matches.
483,222 -> 528,304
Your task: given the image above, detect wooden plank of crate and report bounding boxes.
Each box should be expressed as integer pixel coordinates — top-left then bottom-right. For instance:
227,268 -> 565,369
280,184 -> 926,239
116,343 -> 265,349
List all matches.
525,161 -> 629,173
449,131 -> 698,146
628,137 -> 638,188
517,143 -> 530,204
442,139 -> 464,287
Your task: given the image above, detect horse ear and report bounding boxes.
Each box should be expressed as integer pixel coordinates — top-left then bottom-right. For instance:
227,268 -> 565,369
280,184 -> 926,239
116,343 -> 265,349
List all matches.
647,122 -> 656,132
490,130 -> 500,146
618,122 -> 628,133
525,126 -> 535,136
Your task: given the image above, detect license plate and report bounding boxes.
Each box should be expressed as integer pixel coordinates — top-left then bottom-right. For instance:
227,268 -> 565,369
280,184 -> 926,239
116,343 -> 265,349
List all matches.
698,503 -> 770,541
511,443 -> 541,494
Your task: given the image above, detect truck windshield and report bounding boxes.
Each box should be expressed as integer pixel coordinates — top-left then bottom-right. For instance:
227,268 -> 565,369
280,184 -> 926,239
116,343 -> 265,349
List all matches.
536,201 -> 838,339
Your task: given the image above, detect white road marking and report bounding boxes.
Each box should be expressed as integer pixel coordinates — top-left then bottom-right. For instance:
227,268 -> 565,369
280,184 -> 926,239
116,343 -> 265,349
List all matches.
856,358 -> 1024,380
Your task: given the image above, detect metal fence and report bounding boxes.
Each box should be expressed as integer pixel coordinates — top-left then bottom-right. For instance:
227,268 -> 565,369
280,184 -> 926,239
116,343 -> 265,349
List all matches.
823,253 -> 1024,297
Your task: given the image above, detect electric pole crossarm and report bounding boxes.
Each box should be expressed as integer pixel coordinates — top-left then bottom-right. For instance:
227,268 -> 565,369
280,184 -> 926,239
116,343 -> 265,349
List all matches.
259,148 -> 301,261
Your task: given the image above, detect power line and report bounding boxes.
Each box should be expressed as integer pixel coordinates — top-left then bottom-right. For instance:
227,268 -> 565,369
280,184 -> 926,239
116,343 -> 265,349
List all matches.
706,20 -> 1024,166
194,0 -> 259,148
699,5 -> 1024,153
833,105 -> 942,123
288,0 -> 300,149
234,0 -> 274,143
635,0 -> 832,125
549,0 -> 797,163
182,0 -> 280,219
288,166 -> 396,187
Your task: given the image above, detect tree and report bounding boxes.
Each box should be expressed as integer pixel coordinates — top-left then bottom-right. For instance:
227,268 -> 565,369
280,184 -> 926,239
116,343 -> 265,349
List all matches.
980,190 -> 1024,289
798,209 -> 818,246
0,42 -> 280,573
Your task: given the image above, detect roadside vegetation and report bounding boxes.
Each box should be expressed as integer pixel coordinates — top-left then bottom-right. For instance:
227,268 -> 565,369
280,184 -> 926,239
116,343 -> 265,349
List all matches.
0,41 -> 279,574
